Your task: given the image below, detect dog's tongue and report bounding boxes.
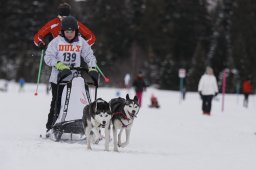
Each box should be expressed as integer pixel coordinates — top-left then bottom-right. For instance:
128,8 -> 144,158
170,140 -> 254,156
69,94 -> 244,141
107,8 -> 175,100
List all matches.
128,112 -> 134,117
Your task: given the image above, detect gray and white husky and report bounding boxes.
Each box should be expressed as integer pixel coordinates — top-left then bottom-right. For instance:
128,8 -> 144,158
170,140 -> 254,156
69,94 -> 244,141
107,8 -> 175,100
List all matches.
82,98 -> 112,151
109,94 -> 140,152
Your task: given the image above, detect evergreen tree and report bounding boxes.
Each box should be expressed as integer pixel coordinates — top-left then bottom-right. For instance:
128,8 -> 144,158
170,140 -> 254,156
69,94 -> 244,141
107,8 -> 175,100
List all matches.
231,0 -> 256,85
0,0 -> 255,91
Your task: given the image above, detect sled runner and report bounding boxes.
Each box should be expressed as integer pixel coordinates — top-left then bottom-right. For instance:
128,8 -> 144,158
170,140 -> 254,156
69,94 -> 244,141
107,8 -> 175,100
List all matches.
52,67 -> 97,141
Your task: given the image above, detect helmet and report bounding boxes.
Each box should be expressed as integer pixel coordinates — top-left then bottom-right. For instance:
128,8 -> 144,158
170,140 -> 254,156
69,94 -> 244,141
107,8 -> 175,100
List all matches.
58,3 -> 71,16
61,16 -> 78,31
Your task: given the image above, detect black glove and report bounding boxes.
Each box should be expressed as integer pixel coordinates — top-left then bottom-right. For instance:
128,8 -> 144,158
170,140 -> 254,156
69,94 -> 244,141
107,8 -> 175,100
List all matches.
38,41 -> 46,50
89,67 -> 99,87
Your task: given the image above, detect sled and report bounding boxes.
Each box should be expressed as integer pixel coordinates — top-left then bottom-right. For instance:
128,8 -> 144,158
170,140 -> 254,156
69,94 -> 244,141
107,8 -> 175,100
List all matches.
52,67 -> 97,141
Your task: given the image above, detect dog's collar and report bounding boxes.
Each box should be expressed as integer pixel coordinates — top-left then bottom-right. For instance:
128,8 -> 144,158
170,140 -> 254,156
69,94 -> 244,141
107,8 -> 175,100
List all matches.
120,117 -> 134,127
113,112 -> 134,127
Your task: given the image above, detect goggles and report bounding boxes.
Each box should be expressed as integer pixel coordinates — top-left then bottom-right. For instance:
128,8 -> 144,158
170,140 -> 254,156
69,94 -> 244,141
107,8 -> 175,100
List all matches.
64,30 -> 75,34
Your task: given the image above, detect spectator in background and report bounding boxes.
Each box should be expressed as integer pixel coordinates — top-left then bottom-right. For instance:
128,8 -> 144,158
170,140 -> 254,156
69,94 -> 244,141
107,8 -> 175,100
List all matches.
18,78 -> 25,92
0,79 -> 8,92
4,81 -> 8,92
242,78 -> 253,108
124,73 -> 131,89
198,66 -> 218,116
133,71 -> 146,106
124,73 -> 131,95
149,94 -> 160,108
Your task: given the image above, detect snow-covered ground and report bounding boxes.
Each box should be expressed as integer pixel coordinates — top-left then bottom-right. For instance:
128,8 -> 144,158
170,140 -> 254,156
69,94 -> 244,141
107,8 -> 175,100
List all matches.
0,82 -> 256,170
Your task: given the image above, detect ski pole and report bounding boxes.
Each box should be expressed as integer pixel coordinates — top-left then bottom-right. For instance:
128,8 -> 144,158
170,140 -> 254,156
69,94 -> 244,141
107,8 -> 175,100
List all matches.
96,65 -> 110,83
34,49 -> 44,96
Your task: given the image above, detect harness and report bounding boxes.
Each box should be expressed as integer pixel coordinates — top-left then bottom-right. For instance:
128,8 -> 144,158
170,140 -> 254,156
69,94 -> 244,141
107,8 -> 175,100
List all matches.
112,111 -> 135,127
110,97 -> 138,127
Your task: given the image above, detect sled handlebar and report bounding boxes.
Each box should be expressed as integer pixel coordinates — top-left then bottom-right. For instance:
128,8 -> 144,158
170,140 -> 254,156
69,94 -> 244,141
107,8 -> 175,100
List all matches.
69,66 -> 109,85
69,67 -> 88,72
69,67 -> 97,86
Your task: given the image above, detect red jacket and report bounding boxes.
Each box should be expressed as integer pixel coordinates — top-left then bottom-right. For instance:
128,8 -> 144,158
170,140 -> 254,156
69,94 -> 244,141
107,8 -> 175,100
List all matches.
242,80 -> 253,94
33,17 -> 96,46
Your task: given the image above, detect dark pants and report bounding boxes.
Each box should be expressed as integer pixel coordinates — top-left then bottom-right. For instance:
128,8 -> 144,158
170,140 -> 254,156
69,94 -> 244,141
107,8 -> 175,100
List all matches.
201,95 -> 214,114
243,93 -> 249,107
46,83 -> 65,130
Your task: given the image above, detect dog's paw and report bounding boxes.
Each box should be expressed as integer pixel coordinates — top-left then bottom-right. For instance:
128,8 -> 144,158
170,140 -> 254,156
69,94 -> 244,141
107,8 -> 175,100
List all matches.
93,137 -> 103,144
113,146 -> 119,152
120,143 -> 128,148
87,146 -> 92,150
92,135 -> 104,144
93,139 -> 100,144
79,134 -> 86,140
99,134 -> 104,140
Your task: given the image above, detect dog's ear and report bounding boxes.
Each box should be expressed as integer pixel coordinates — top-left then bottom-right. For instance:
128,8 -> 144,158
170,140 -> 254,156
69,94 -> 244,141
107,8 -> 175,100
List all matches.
109,103 -> 112,113
103,101 -> 110,111
126,94 -> 130,100
134,95 -> 138,102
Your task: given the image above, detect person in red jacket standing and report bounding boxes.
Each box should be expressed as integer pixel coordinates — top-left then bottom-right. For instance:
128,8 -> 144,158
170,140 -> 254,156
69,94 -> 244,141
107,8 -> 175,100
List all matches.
242,78 -> 253,108
33,2 -> 96,48
132,71 -> 147,106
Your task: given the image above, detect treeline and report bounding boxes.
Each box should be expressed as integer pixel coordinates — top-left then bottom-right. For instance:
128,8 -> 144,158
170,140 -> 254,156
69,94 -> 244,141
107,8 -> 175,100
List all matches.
0,0 -> 255,92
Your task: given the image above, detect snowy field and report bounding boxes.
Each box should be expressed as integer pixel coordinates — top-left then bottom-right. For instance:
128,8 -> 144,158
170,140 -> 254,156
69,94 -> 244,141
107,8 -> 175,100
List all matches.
0,82 -> 256,170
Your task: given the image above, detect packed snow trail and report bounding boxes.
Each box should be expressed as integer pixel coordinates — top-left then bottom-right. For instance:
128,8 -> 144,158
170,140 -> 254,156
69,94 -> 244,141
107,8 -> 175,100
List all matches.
0,82 -> 256,170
